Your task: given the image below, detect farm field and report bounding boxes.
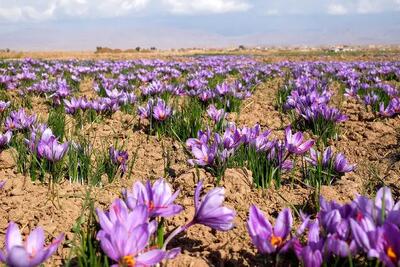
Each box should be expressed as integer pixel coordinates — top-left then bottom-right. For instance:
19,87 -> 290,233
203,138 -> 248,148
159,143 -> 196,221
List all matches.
0,51 -> 399,267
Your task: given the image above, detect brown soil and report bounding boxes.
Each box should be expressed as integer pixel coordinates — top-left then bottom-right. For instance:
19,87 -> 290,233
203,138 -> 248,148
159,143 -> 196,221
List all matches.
0,54 -> 399,266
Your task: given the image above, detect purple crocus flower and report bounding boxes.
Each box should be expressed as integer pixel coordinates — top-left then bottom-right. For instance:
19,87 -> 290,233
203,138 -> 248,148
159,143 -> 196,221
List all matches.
350,217 -> 383,259
40,138 -> 69,162
222,124 -> 243,150
153,98 -> 172,121
188,142 -> 217,167
285,126 -> 314,155
30,128 -> 55,156
334,153 -> 355,173
216,82 -> 230,96
379,223 -> 400,267
191,181 -> 235,231
247,205 -> 293,254
306,147 -> 333,168
295,220 -> 324,267
354,187 -> 400,226
185,129 -> 211,150
0,101 -> 10,112
4,109 -> 36,131
137,99 -> 154,120
0,222 -> 64,267
109,146 -> 128,174
96,199 -> 165,266
98,221 -> 165,267
207,104 -> 225,123
123,178 -> 183,218
0,180 -> 5,189
0,131 -> 12,149
96,200 -> 153,238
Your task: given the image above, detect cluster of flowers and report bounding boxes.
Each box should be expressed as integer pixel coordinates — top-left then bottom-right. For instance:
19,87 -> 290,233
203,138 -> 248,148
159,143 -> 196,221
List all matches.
186,123 -> 314,179
380,98 -> 400,117
25,78 -> 71,97
141,80 -> 185,97
273,61 -> 400,118
63,91 -> 136,115
25,126 -> 69,162
4,108 -> 37,132
97,178 -> 235,266
248,187 -> 400,267
304,146 -> 356,185
333,61 -> 400,117
284,74 -> 348,126
307,146 -> 356,174
137,98 -> 173,122
186,79 -> 253,103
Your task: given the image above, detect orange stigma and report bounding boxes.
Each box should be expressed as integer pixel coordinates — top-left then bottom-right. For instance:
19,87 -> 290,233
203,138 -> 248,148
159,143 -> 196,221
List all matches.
117,156 -> 124,164
120,255 -> 135,267
387,246 -> 397,262
148,201 -> 155,211
270,235 -> 283,247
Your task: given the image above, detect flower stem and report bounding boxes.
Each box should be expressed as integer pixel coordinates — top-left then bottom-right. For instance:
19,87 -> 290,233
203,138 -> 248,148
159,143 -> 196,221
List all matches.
162,221 -> 194,250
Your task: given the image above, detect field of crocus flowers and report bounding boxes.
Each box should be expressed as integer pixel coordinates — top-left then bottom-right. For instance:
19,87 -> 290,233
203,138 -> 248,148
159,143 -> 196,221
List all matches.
0,52 -> 399,267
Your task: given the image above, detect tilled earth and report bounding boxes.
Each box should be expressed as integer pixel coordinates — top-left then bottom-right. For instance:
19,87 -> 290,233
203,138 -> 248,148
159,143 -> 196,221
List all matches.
0,54 -> 400,266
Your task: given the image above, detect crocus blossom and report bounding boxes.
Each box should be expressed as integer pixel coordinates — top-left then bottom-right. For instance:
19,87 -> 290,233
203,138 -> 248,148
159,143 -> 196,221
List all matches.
0,222 -> 64,267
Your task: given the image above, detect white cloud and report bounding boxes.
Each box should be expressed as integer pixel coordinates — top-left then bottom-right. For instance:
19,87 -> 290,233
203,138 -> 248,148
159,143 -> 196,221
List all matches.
0,0 -> 150,21
163,0 -> 251,14
0,0 -> 399,22
0,3 -> 56,21
265,9 -> 279,16
327,3 -> 347,15
96,0 -> 150,16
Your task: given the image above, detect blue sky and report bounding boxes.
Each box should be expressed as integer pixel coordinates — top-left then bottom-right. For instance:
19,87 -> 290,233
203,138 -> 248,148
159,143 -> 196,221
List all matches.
0,0 -> 400,50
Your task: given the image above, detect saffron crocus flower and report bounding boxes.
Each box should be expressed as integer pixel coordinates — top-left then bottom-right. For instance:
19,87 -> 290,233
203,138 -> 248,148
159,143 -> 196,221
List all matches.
153,98 -> 172,121
188,142 -> 217,167
63,98 -> 82,114
285,126 -> 314,155
137,99 -> 153,119
0,180 -> 5,189
0,131 -> 12,149
4,109 -> 36,131
185,129 -> 211,150
207,104 -> 225,123
247,205 -> 293,254
350,218 -> 383,259
0,101 -> 10,112
0,222 -> 64,267
334,153 -> 355,173
355,187 -> 400,226
306,147 -> 332,168
222,124 -> 243,150
109,146 -> 128,174
123,178 -> 183,218
379,223 -> 400,267
96,200 -> 152,238
96,199 -> 165,266
41,139 -> 69,162
98,222 -> 165,267
191,181 -> 235,231
295,220 -> 324,267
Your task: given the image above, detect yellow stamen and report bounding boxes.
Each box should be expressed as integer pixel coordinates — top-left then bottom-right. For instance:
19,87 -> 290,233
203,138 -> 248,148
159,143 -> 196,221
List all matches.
120,255 -> 135,267
387,246 -> 397,262
270,235 -> 283,247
